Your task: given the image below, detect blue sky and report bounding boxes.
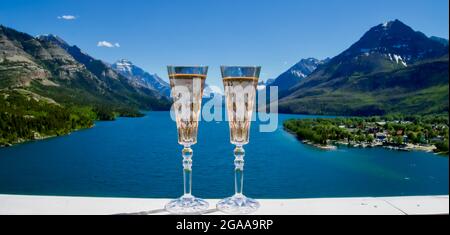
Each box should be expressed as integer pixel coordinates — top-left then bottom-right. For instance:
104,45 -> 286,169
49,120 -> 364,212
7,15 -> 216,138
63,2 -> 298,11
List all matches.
1,0 -> 448,87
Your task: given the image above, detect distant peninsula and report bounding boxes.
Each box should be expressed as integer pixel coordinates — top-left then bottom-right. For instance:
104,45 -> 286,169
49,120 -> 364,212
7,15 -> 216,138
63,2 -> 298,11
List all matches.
283,115 -> 449,155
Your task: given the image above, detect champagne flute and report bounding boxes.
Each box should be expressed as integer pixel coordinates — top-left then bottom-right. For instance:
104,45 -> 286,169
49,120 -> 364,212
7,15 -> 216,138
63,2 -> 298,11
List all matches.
165,66 -> 209,214
217,66 -> 261,214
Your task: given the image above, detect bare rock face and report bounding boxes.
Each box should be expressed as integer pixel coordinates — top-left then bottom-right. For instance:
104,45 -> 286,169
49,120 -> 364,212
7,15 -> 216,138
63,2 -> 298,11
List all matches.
1,27 -> 58,86
39,41 -> 75,62
0,34 -> 37,65
103,67 -> 120,80
0,38 -> 52,87
0,25 -> 97,87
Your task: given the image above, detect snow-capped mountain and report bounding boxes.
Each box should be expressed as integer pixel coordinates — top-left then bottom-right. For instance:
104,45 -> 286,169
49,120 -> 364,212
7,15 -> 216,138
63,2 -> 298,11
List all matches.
277,19 -> 448,99
271,58 -> 329,93
278,19 -> 449,116
289,58 -> 326,79
334,19 -> 448,68
112,59 -> 171,97
112,59 -> 223,99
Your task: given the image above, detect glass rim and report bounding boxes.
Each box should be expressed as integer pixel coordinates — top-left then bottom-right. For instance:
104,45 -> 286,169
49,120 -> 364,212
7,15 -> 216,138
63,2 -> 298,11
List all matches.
167,65 -> 209,68
167,65 -> 209,76
220,65 -> 261,79
220,65 -> 261,69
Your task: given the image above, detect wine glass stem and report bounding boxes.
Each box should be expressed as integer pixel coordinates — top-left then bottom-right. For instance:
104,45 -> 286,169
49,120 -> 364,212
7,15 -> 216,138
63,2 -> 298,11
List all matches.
182,145 -> 193,197
234,145 -> 245,196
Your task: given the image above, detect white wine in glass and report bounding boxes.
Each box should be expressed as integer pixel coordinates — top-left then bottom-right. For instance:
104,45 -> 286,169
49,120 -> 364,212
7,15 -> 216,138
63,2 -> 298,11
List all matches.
223,76 -> 259,145
217,66 -> 261,214
165,66 -> 209,215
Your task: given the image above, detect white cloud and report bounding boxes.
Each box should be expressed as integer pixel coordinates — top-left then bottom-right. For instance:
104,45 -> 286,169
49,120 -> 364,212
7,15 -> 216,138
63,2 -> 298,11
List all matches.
97,41 -> 121,48
57,15 -> 77,20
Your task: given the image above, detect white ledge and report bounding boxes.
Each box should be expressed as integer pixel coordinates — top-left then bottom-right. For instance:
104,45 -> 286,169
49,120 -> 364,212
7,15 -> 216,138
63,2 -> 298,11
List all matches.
0,194 -> 448,215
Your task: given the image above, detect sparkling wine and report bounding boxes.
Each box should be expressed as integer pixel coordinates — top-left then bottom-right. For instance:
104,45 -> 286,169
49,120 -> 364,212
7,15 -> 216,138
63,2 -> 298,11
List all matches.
218,66 -> 261,215
223,77 -> 259,145
169,74 -> 206,145
165,66 -> 209,215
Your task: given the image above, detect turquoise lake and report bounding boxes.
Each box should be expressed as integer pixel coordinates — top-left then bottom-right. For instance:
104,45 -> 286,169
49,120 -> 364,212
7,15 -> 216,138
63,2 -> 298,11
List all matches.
0,112 -> 448,199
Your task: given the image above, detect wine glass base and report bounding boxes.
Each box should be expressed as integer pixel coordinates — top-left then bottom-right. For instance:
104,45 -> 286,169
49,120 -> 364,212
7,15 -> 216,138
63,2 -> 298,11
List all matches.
165,195 -> 209,215
217,194 -> 260,215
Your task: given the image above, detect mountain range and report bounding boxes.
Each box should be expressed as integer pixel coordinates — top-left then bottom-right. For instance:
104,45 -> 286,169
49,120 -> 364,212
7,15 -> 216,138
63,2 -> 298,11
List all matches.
274,19 -> 449,116
111,59 -> 171,97
0,26 -> 171,115
1,19 -> 449,119
110,59 -> 224,99
271,58 -> 329,95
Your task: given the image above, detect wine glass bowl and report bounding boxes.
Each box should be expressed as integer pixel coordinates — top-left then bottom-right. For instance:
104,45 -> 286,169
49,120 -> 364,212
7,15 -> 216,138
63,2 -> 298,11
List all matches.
217,66 -> 261,214
165,66 -> 209,215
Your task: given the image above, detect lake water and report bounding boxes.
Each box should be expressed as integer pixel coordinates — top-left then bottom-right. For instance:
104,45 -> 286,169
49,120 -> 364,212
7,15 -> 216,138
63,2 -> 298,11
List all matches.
0,112 -> 448,199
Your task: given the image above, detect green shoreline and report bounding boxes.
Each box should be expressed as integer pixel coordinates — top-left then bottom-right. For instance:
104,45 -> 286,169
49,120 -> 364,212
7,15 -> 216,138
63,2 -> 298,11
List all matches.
283,115 -> 449,155
0,124 -> 95,148
0,89 -> 148,147
287,128 -> 448,156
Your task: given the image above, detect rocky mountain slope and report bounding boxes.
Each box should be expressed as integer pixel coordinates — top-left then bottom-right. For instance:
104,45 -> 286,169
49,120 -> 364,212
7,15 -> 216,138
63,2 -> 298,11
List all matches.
271,58 -> 329,95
